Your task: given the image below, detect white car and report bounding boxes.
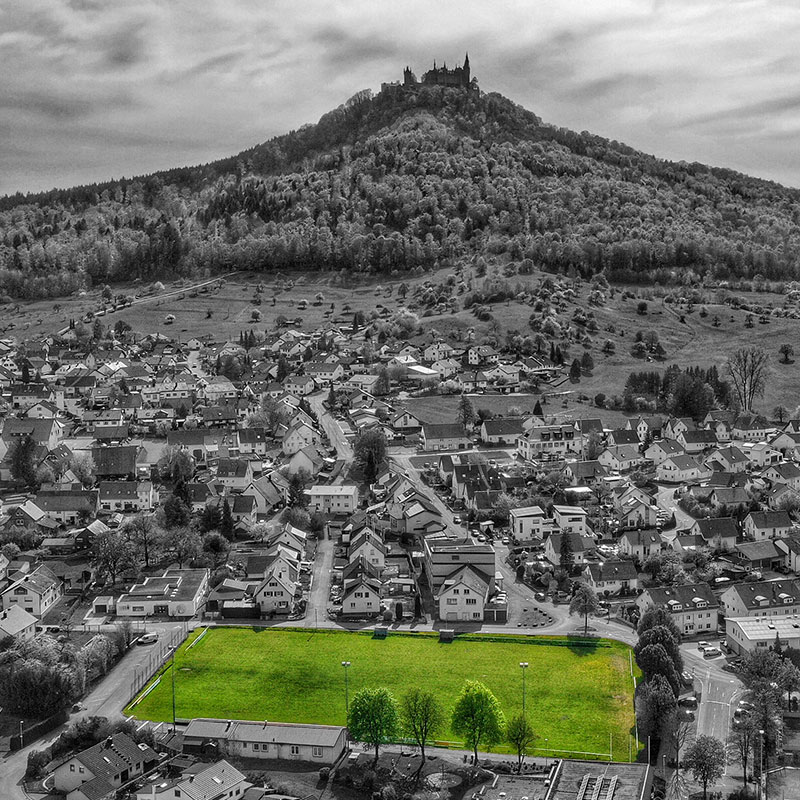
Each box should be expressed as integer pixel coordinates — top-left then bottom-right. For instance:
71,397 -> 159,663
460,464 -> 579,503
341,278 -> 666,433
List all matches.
137,632 -> 159,645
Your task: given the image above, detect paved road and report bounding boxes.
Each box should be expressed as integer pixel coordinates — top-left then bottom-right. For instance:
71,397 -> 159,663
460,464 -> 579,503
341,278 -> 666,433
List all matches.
0,624 -> 184,800
308,537 -> 334,627
681,645 -> 742,756
655,484 -> 695,535
308,392 -> 353,461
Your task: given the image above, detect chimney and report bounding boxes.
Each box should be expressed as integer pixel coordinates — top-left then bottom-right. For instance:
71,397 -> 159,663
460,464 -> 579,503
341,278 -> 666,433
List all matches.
105,736 -> 113,748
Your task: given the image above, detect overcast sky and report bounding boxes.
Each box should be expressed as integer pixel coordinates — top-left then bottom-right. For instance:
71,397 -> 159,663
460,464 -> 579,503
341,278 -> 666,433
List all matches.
3,0 -> 800,195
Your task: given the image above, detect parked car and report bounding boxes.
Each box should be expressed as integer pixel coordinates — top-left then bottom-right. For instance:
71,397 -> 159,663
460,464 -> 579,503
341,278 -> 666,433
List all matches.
137,632 -> 159,645
702,646 -> 722,658
453,515 -> 461,524
681,670 -> 694,686
697,640 -> 711,650
679,696 -> 698,709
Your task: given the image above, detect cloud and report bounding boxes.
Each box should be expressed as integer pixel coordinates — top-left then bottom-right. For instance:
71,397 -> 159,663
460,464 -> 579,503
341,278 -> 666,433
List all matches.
2,0 -> 800,193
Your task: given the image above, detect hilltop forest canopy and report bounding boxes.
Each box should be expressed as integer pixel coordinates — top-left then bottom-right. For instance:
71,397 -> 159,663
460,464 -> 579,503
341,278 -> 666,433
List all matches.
2,84 -> 800,298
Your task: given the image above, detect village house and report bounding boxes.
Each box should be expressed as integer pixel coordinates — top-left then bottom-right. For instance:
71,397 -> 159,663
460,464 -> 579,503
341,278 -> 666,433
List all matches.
544,531 -> 595,566
0,564 -> 62,618
509,505 -> 546,543
516,423 -> 581,462
619,529 -> 663,561
423,538 -> 496,592
437,564 -> 492,622
97,482 -> 156,513
742,510 -> 794,541
552,505 -> 588,535
705,445 -> 749,473
420,422 -> 468,451
644,438 -> 684,466
690,517 -> 738,550
582,559 -> 639,594
53,733 -> 158,800
637,582 -> 718,636
656,454 -> 711,484
181,719 -> 347,765
115,569 -> 209,618
720,579 -> 800,618
341,577 -> 382,616
135,759 -> 246,800
305,484 -> 359,514
764,461 -> 800,492
597,445 -> 644,473
480,417 -> 525,445
0,605 -> 37,641
732,413 -> 772,442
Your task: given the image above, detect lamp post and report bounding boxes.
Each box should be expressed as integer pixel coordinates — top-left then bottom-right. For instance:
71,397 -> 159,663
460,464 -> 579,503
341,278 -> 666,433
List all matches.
759,728 -> 765,800
18,720 -> 23,746
171,646 -> 177,733
519,662 -> 529,715
342,661 -> 351,715
544,737 -> 549,768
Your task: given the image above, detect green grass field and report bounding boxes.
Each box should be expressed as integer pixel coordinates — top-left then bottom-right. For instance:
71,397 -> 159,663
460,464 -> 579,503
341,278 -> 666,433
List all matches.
127,627 -> 640,761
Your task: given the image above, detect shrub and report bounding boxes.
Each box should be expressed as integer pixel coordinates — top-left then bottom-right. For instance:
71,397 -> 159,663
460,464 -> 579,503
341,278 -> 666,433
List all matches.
26,749 -> 51,779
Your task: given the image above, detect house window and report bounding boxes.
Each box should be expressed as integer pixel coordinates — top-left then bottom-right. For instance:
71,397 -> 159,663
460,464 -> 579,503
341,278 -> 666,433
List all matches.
70,765 -> 75,772
446,599 -> 457,605
466,599 -> 477,606
291,745 -> 300,755
312,746 -> 323,758
252,743 -> 259,751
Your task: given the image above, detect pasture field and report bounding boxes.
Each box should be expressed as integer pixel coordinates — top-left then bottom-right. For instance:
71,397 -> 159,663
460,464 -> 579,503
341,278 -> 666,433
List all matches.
127,627 -> 640,761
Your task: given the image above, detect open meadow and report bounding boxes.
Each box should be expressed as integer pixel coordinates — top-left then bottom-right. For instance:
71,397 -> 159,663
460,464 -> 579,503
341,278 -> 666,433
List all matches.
4,264 -> 799,415
127,627 -> 640,761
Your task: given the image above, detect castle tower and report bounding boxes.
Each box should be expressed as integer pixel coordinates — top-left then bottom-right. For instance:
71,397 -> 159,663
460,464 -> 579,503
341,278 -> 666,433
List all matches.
463,52 -> 470,84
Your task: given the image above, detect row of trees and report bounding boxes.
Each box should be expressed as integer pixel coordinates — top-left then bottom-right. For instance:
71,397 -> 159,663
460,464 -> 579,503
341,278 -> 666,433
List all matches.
348,681 -> 533,772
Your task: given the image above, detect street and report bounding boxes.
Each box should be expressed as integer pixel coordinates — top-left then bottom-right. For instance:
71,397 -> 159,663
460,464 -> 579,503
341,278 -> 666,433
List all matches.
0,623 -> 184,800
654,484 -> 695,538
307,537 -> 333,627
308,391 -> 353,461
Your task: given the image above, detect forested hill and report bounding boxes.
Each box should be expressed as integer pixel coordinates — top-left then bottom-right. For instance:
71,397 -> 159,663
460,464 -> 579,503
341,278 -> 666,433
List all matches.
2,84 -> 800,299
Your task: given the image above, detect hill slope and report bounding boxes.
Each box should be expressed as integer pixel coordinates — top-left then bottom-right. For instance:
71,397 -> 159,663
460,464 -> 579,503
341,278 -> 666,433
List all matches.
1,85 -> 800,298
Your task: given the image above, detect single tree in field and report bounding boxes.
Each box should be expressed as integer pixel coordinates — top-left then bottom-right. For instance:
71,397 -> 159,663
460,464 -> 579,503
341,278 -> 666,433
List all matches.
773,404 -> 790,424
684,735 -> 726,800
727,346 -> 768,411
451,681 -> 505,763
728,714 -> 756,789
457,393 -> 475,427
505,714 -> 536,772
569,582 -> 600,636
347,687 -> 400,765
401,689 -> 444,766
780,343 -> 794,363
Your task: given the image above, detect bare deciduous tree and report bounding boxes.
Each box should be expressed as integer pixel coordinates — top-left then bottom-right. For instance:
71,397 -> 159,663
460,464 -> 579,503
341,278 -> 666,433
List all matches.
727,347 -> 768,411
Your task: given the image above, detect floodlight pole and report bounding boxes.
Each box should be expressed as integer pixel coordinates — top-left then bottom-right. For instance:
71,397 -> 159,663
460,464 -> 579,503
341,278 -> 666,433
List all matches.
519,662 -> 529,715
342,661 -> 351,714
171,646 -> 177,733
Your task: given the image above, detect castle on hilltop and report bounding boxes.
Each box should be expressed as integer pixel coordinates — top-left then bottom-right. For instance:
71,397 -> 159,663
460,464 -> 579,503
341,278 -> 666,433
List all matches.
381,54 -> 478,94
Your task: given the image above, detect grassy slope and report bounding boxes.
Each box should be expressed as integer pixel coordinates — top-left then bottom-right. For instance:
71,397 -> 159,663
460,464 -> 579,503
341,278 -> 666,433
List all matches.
8,265 -> 798,415
127,627 -> 639,761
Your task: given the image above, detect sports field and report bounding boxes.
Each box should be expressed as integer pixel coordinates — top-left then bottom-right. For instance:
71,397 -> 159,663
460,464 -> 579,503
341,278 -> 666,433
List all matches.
127,627 -> 639,761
